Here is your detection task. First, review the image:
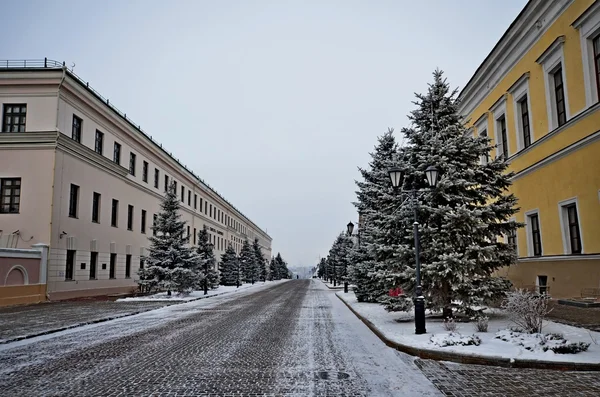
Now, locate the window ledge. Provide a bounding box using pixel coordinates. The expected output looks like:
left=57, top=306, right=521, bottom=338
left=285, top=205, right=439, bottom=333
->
left=518, top=254, right=600, bottom=262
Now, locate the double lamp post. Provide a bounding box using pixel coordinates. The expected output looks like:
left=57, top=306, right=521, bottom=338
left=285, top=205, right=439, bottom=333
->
left=387, top=165, right=439, bottom=335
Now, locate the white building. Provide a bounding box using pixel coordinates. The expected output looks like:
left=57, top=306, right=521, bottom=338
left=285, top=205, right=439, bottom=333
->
left=0, top=59, right=272, bottom=300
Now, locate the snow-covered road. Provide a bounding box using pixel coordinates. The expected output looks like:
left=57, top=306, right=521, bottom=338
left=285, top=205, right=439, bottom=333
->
left=0, top=280, right=439, bottom=396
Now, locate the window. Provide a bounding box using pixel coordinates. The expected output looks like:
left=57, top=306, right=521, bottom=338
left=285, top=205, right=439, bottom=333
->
left=90, top=251, right=97, bottom=280
left=66, top=250, right=75, bottom=280
left=125, top=254, right=131, bottom=278
left=113, top=143, right=121, bottom=165
left=497, top=116, right=508, bottom=159
left=519, top=96, right=531, bottom=149
left=537, top=275, right=548, bottom=295
left=594, top=35, right=600, bottom=102
left=181, top=186, right=185, bottom=202
left=164, top=175, right=169, bottom=192
left=95, top=130, right=104, bottom=155
left=188, top=191, right=191, bottom=206
left=127, top=205, right=134, bottom=231
left=573, top=8, right=600, bottom=106
left=205, top=201, right=208, bottom=214
left=566, top=204, right=582, bottom=254
left=187, top=226, right=190, bottom=241
left=139, top=257, right=144, bottom=270
left=210, top=204, right=213, bottom=218
left=553, top=68, right=567, bottom=127
left=153, top=214, right=157, bottom=236
left=200, top=198, right=204, bottom=213
left=92, top=192, right=101, bottom=223
left=2, top=104, right=26, bottom=132
left=109, top=253, right=116, bottom=279
left=111, top=199, right=119, bottom=227
left=68, top=184, right=79, bottom=218
left=194, top=194, right=198, bottom=210
left=141, top=209, right=147, bottom=233
left=142, top=161, right=148, bottom=183
left=72, top=115, right=82, bottom=143
left=193, top=228, right=197, bottom=245
left=173, top=181, right=177, bottom=194
left=154, top=168, right=159, bottom=188
left=528, top=213, right=542, bottom=256
left=0, top=178, right=21, bottom=213
left=129, top=153, right=136, bottom=176
left=507, top=228, right=517, bottom=250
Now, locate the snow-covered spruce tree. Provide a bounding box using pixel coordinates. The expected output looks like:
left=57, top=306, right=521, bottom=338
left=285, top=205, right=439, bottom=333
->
left=140, top=182, right=198, bottom=294
left=195, top=226, right=220, bottom=292
left=327, top=233, right=353, bottom=285
left=389, top=69, right=519, bottom=316
left=252, top=238, right=265, bottom=282
left=219, top=244, right=240, bottom=286
left=274, top=253, right=289, bottom=280
left=239, top=239, right=255, bottom=283
left=317, top=257, right=327, bottom=279
left=352, top=129, right=403, bottom=303
left=268, top=256, right=277, bottom=281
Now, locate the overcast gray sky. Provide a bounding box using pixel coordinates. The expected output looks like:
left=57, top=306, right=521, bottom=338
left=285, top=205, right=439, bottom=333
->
left=1, top=0, right=527, bottom=267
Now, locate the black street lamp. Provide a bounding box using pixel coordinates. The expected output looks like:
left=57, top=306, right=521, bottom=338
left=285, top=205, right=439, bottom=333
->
left=345, top=222, right=355, bottom=293
left=388, top=165, right=439, bottom=335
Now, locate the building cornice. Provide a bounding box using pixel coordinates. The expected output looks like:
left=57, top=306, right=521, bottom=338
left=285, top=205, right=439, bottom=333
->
left=56, top=132, right=129, bottom=177
left=458, top=0, right=574, bottom=117
left=0, top=248, right=42, bottom=259
left=518, top=254, right=600, bottom=263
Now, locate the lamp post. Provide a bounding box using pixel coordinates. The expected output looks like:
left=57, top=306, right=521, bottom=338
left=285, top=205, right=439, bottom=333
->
left=345, top=221, right=355, bottom=293
left=387, top=165, right=439, bottom=335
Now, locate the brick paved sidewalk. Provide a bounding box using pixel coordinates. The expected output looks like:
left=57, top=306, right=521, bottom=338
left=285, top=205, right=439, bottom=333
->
left=0, top=300, right=175, bottom=343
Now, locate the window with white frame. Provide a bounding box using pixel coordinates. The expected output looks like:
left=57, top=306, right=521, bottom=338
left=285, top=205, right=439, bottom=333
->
left=509, top=73, right=534, bottom=150
left=475, top=114, right=489, bottom=165
left=536, top=36, right=569, bottom=131
left=506, top=217, right=518, bottom=256
left=525, top=210, right=543, bottom=257
left=558, top=198, right=583, bottom=255
left=573, top=2, right=600, bottom=107
left=491, top=96, right=510, bottom=159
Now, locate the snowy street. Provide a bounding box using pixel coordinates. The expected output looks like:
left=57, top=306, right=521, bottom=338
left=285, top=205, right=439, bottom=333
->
left=3, top=280, right=599, bottom=396
left=0, top=280, right=438, bottom=396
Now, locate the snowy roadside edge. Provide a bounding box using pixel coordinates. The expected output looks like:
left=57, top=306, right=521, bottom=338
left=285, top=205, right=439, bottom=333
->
left=335, top=293, right=600, bottom=371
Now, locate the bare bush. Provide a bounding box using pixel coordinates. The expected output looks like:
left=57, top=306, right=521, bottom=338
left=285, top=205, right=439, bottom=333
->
left=473, top=316, right=489, bottom=332
left=502, top=289, right=552, bottom=334
left=443, top=318, right=458, bottom=332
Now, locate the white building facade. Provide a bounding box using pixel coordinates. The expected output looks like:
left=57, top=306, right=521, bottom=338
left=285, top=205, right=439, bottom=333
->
left=0, top=59, right=272, bottom=300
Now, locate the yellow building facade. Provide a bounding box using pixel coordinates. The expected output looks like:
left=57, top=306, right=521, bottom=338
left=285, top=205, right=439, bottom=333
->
left=459, top=0, right=600, bottom=298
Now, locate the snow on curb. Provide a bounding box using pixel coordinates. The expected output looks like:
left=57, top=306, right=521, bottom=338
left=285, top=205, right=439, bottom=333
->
left=336, top=292, right=600, bottom=371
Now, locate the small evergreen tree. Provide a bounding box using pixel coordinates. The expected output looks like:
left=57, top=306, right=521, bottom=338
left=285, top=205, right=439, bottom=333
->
left=139, top=182, right=198, bottom=294
left=327, top=233, right=353, bottom=285
left=195, top=226, right=220, bottom=293
left=219, top=244, right=240, bottom=286
left=239, top=239, right=255, bottom=283
left=274, top=253, right=289, bottom=279
left=268, top=256, right=277, bottom=280
left=252, top=238, right=264, bottom=282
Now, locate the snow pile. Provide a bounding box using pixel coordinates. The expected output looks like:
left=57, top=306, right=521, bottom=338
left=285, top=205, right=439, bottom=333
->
left=430, top=332, right=481, bottom=347
left=495, top=329, right=591, bottom=354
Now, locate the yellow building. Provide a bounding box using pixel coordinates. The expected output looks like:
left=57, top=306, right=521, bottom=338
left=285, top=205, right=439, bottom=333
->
left=459, top=0, right=600, bottom=298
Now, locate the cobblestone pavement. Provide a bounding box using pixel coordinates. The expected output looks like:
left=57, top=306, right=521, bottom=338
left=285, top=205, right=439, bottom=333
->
left=0, top=300, right=174, bottom=343
left=0, top=280, right=438, bottom=396
left=416, top=358, right=600, bottom=396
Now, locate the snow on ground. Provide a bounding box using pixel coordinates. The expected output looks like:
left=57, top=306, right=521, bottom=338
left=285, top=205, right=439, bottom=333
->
left=321, top=280, right=344, bottom=289
left=117, top=280, right=286, bottom=302
left=337, top=292, right=600, bottom=364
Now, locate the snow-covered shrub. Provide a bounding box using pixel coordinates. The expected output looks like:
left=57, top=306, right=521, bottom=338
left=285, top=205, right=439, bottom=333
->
left=502, top=289, right=551, bottom=333
left=495, top=329, right=590, bottom=354
left=546, top=342, right=590, bottom=354
left=430, top=333, right=481, bottom=347
left=473, top=316, right=489, bottom=332
left=381, top=295, right=413, bottom=312
left=443, top=318, right=458, bottom=332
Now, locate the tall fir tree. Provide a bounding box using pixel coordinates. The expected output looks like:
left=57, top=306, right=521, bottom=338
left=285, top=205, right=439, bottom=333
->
left=386, top=69, right=519, bottom=316
left=139, top=182, right=198, bottom=294
left=195, top=226, right=220, bottom=292
left=352, top=129, right=402, bottom=302
left=268, top=256, right=277, bottom=281
left=274, top=253, right=289, bottom=279
left=219, top=244, right=240, bottom=286
left=252, top=238, right=265, bottom=282
left=239, top=239, right=255, bottom=283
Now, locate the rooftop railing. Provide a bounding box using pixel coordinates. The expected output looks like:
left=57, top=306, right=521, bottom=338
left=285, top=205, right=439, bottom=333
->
left=0, top=58, right=270, bottom=239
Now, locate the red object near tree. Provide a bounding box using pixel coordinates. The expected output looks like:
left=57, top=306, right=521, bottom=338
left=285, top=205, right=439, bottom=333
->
left=389, top=287, right=403, bottom=297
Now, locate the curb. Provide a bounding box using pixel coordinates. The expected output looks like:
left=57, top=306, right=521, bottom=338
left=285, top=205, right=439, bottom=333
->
left=321, top=280, right=344, bottom=290
left=336, top=294, right=600, bottom=372
left=0, top=283, right=269, bottom=345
